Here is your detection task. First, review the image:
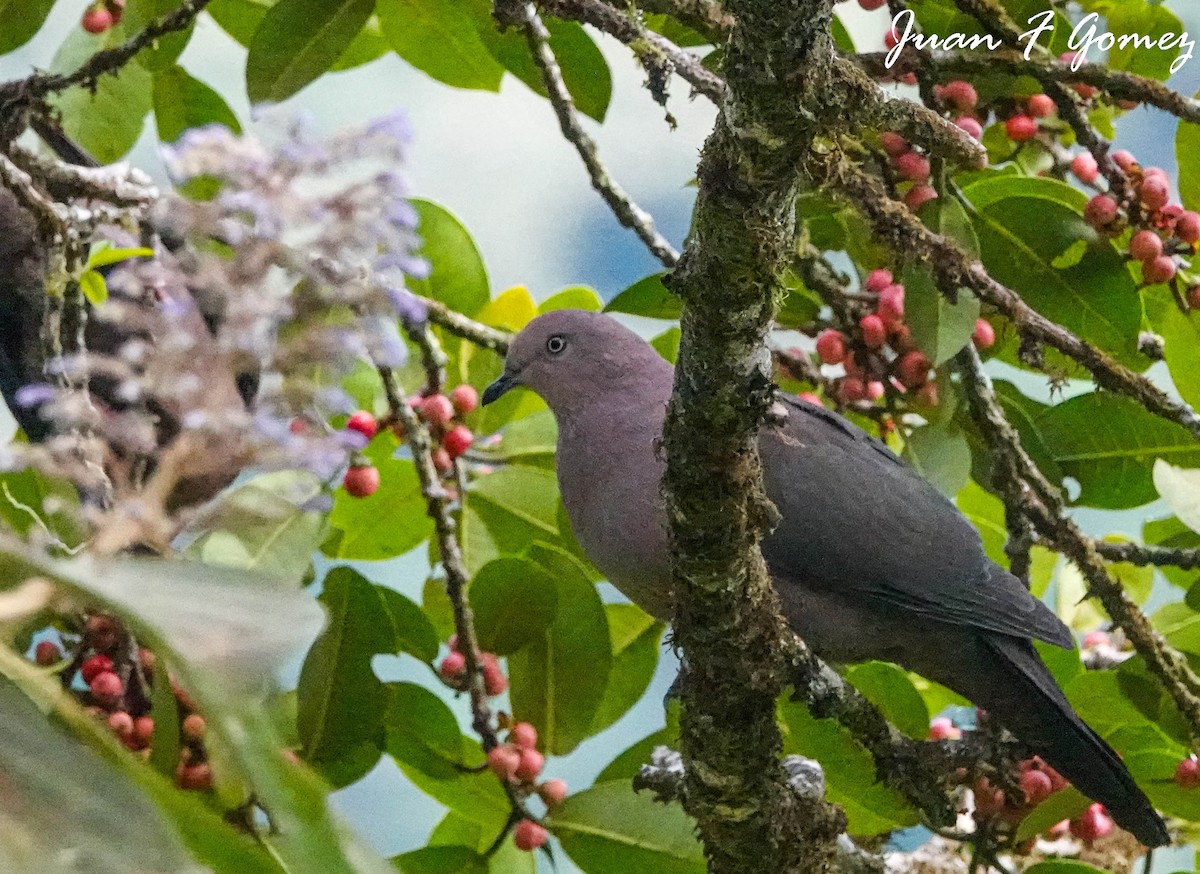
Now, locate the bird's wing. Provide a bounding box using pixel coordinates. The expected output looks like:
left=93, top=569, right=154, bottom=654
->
left=760, top=397, right=1071, bottom=648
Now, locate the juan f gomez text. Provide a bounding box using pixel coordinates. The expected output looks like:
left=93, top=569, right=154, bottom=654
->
left=886, top=9, right=1195, bottom=75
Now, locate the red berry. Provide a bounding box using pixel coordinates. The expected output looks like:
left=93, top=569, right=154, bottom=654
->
left=1177, top=211, right=1200, bottom=244
left=34, top=640, right=61, bottom=666
left=431, top=447, right=453, bottom=474
left=346, top=411, right=378, bottom=440
left=481, top=653, right=508, bottom=696
left=815, top=330, right=847, bottom=365
left=1111, top=149, right=1137, bottom=172
left=1070, top=803, right=1113, bottom=842
left=81, top=654, right=114, bottom=684
left=513, top=819, right=548, bottom=852
left=1082, top=630, right=1110, bottom=649
left=1130, top=230, right=1164, bottom=262
left=418, top=394, right=455, bottom=427
left=90, top=670, right=123, bottom=704
left=896, top=350, right=931, bottom=389
left=487, top=744, right=521, bottom=780
left=515, top=747, right=545, bottom=782
left=842, top=352, right=864, bottom=380
left=1027, top=94, right=1055, bottom=118
left=438, top=651, right=467, bottom=682
left=1071, top=153, right=1099, bottom=184
left=82, top=5, right=113, bottom=33
left=539, top=778, right=568, bottom=806
left=510, top=722, right=538, bottom=750
left=1005, top=114, right=1038, bottom=142
left=1084, top=194, right=1119, bottom=229
left=1188, top=286, right=1200, bottom=309
left=860, top=314, right=887, bottom=349
left=971, top=318, right=995, bottom=350
left=1140, top=176, right=1171, bottom=210
left=447, top=634, right=459, bottom=651
left=182, top=713, right=206, bottom=740
left=865, top=268, right=893, bottom=293
left=1019, top=768, right=1054, bottom=806
left=858, top=0, right=887, bottom=8
left=85, top=614, right=119, bottom=651
left=177, top=762, right=213, bottom=791
left=134, top=716, right=155, bottom=744
left=884, top=28, right=899, bottom=50
left=1142, top=255, right=1177, bottom=285
left=450, top=385, right=479, bottom=416
left=940, top=80, right=978, bottom=111
left=877, top=284, right=905, bottom=323
left=879, top=133, right=909, bottom=156
left=107, top=710, right=134, bottom=737
left=954, top=116, right=984, bottom=140
left=928, top=716, right=961, bottom=740
left=797, top=392, right=823, bottom=407
left=342, top=464, right=380, bottom=498
left=1176, top=757, right=1200, bottom=789
left=904, top=185, right=938, bottom=211
left=1073, top=82, right=1098, bottom=100
left=442, top=425, right=473, bottom=459
left=973, top=778, right=1006, bottom=816
left=840, top=376, right=867, bottom=403
left=894, top=150, right=931, bottom=183
left=865, top=381, right=885, bottom=402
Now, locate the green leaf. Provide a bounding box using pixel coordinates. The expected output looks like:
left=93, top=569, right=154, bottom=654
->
left=548, top=782, right=705, bottom=874
left=540, top=285, right=603, bottom=313
left=245, top=0, right=375, bottom=103
left=470, top=557, right=558, bottom=655
left=78, top=270, right=108, bottom=306
left=1152, top=601, right=1200, bottom=656
left=1024, top=862, right=1109, bottom=874
left=330, top=16, right=390, bottom=71
left=470, top=411, right=557, bottom=465
left=325, top=433, right=433, bottom=560
left=1014, top=788, right=1090, bottom=841
left=591, top=604, right=663, bottom=734
left=460, top=466, right=562, bottom=576
left=152, top=65, right=242, bottom=142
left=384, top=681, right=465, bottom=779
left=779, top=698, right=918, bottom=834
left=844, top=662, right=929, bottom=739
left=1179, top=99, right=1200, bottom=211
left=207, top=0, right=272, bottom=44
left=49, top=24, right=153, bottom=163
left=903, top=422, right=971, bottom=497
left=185, top=470, right=326, bottom=584
left=1153, top=460, right=1200, bottom=535
left=408, top=199, right=491, bottom=317
left=989, top=380, right=1063, bottom=484
left=393, top=845, right=489, bottom=874
left=1104, top=2, right=1183, bottom=81
left=125, top=0, right=195, bottom=71
left=902, top=264, right=979, bottom=367
left=1065, top=670, right=1187, bottom=763
left=1144, top=515, right=1200, bottom=590
left=597, top=726, right=676, bottom=782
left=651, top=327, right=681, bottom=363
left=297, top=567, right=438, bottom=772
left=0, top=0, right=54, bottom=55
left=424, top=812, right=536, bottom=873
left=377, top=0, right=504, bottom=91
left=85, top=243, right=155, bottom=269
left=1145, top=286, right=1200, bottom=411
left=605, top=274, right=680, bottom=320
left=1036, top=392, right=1200, bottom=509
left=0, top=468, right=85, bottom=547
left=508, top=543, right=612, bottom=754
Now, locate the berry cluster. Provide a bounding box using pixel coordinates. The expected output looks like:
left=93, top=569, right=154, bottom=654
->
left=880, top=132, right=938, bottom=212
left=340, top=385, right=479, bottom=500
left=33, top=614, right=212, bottom=791
left=437, top=634, right=507, bottom=696
left=81, top=0, right=125, bottom=33
left=812, top=269, right=994, bottom=408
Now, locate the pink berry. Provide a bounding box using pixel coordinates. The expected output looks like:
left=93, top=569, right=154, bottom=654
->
left=1140, top=176, right=1171, bottom=210
left=1143, top=255, right=1177, bottom=284
left=1111, top=149, right=1138, bottom=172
left=1084, top=194, right=1119, bottom=229
left=515, top=747, right=545, bottom=781
left=1070, top=803, right=1114, bottom=842
left=860, top=314, right=887, bottom=349
left=182, top=713, right=206, bottom=740
left=343, top=465, right=380, bottom=498
left=1019, top=768, right=1054, bottom=806
left=1130, top=230, right=1163, bottom=262
left=840, top=377, right=867, bottom=403
left=1082, top=630, right=1110, bottom=649
left=34, top=640, right=61, bottom=666
left=896, top=350, right=931, bottom=389
left=928, top=716, right=961, bottom=740
left=1073, top=82, right=1098, bottom=99
left=973, top=778, right=1006, bottom=816
left=481, top=653, right=508, bottom=696
left=904, top=185, right=938, bottom=211
left=442, top=425, right=473, bottom=459
left=177, top=762, right=213, bottom=791
left=82, top=5, right=113, bottom=33
left=1175, top=757, right=1200, bottom=789
left=815, top=330, right=847, bottom=365
left=865, top=268, right=893, bottom=293
left=865, top=381, right=885, bottom=402
left=418, top=394, right=455, bottom=427
left=940, top=80, right=978, bottom=111
left=971, top=318, right=995, bottom=350
left=899, top=72, right=918, bottom=86
left=513, top=819, right=548, bottom=852
left=431, top=447, right=453, bottom=474
left=1005, top=114, right=1038, bottom=143
left=1177, top=211, right=1200, bottom=244
left=879, top=133, right=909, bottom=156
left=797, top=392, right=823, bottom=407
left=487, top=744, right=521, bottom=780
left=884, top=28, right=899, bottom=50
left=539, top=778, right=568, bottom=806
left=511, top=722, right=538, bottom=750
left=894, top=151, right=931, bottom=183
left=450, top=384, right=479, bottom=416
left=81, top=654, right=114, bottom=685
left=134, top=716, right=155, bottom=744
left=90, top=670, right=123, bottom=704
left=345, top=411, right=377, bottom=440
left=107, top=710, right=134, bottom=737
left=1071, top=153, right=1099, bottom=184
left=1027, top=94, right=1055, bottom=118
left=877, top=284, right=905, bottom=323
left=954, top=116, right=984, bottom=140
left=438, top=651, right=467, bottom=682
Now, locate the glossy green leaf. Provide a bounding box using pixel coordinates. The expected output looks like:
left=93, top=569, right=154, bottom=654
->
left=1179, top=101, right=1200, bottom=211
left=125, top=0, right=195, bottom=70
left=1014, top=788, right=1090, bottom=841
left=408, top=199, right=491, bottom=317
left=390, top=729, right=510, bottom=829
left=393, top=845, right=488, bottom=874
left=460, top=465, right=562, bottom=575
left=1153, top=460, right=1200, bottom=535
left=1144, top=515, right=1200, bottom=590
left=540, top=285, right=603, bottom=313
left=1104, top=2, right=1183, bottom=81
left=470, top=557, right=558, bottom=655
left=651, top=326, right=681, bottom=363
left=605, top=273, right=680, bottom=320
left=1065, top=670, right=1187, bottom=763
left=471, top=411, right=557, bottom=465
left=78, top=270, right=108, bottom=306
left=1037, top=392, right=1200, bottom=509
left=902, top=265, right=979, bottom=367
left=329, top=16, right=389, bottom=71
left=596, top=726, right=676, bottom=782
left=548, top=781, right=705, bottom=874
left=85, top=243, right=155, bottom=269
left=1145, top=286, right=1200, bottom=411
left=0, top=468, right=85, bottom=547
left=591, top=604, right=663, bottom=734
left=990, top=380, right=1063, bottom=483
left=153, top=65, right=242, bottom=142
left=845, top=661, right=929, bottom=739
left=0, top=0, right=54, bottom=54
left=422, top=811, right=535, bottom=872
left=1024, top=861, right=1107, bottom=874
left=508, top=543, right=612, bottom=754
left=49, top=25, right=153, bottom=163
left=904, top=421, right=971, bottom=497
left=377, top=0, right=504, bottom=91
left=207, top=0, right=272, bottom=43
left=245, top=0, right=374, bottom=103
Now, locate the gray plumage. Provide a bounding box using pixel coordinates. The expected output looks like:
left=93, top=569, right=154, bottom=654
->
left=483, top=309, right=1169, bottom=847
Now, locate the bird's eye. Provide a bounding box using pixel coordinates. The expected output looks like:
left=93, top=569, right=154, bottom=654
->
left=546, top=335, right=566, bottom=354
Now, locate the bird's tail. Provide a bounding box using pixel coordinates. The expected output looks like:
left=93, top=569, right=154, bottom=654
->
left=977, top=636, right=1169, bottom=847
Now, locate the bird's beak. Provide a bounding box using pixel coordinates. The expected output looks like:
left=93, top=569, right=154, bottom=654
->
left=482, top=372, right=518, bottom=406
